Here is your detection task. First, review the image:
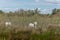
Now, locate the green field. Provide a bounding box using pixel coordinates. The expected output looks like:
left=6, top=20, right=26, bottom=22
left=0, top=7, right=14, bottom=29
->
left=0, top=8, right=60, bottom=40
left=0, top=13, right=60, bottom=40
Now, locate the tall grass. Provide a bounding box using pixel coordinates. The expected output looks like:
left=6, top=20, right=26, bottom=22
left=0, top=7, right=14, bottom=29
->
left=0, top=14, right=60, bottom=40
left=0, top=27, right=60, bottom=40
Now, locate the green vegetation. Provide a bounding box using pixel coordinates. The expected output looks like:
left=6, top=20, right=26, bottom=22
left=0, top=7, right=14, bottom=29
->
left=0, top=8, right=60, bottom=40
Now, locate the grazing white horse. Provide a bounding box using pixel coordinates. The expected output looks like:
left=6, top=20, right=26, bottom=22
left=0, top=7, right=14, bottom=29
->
left=29, top=22, right=38, bottom=28
left=5, top=22, right=11, bottom=27
left=29, top=23, right=34, bottom=28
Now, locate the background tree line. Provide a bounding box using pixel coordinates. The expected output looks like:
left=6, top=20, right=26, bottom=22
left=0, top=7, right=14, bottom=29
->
left=0, top=8, right=60, bottom=17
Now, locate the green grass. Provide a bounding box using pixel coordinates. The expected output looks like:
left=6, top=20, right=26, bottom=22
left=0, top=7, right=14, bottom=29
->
left=0, top=14, right=60, bottom=40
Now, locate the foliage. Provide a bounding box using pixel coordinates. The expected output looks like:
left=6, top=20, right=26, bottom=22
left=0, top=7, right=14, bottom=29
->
left=0, top=28, right=60, bottom=40
left=0, top=8, right=60, bottom=40
left=52, top=8, right=60, bottom=15
left=52, top=8, right=57, bottom=15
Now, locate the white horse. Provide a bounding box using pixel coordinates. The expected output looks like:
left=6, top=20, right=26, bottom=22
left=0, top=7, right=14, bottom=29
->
left=29, top=23, right=34, bottom=28
left=5, top=21, right=11, bottom=27
left=29, top=22, right=38, bottom=28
